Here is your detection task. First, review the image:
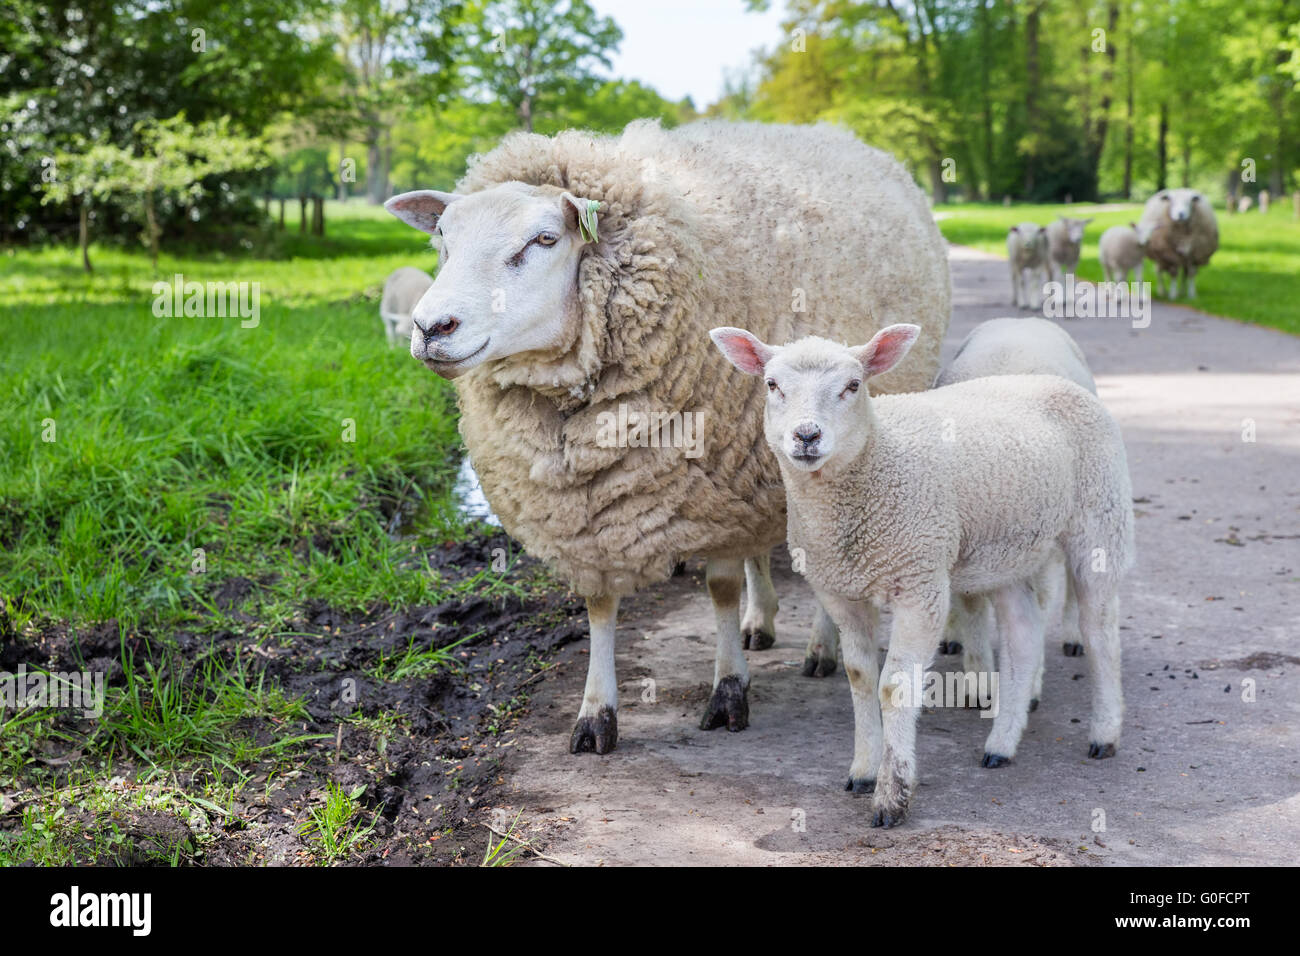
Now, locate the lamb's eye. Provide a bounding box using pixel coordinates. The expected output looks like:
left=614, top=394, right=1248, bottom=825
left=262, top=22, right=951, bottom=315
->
left=536, top=232, right=558, bottom=247
left=842, top=379, right=861, bottom=397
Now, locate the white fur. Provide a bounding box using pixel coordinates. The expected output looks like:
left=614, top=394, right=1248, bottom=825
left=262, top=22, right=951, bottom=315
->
left=1137, top=188, right=1219, bottom=299
left=1006, top=223, right=1050, bottom=310
left=1098, top=224, right=1148, bottom=285
left=1045, top=216, right=1092, bottom=281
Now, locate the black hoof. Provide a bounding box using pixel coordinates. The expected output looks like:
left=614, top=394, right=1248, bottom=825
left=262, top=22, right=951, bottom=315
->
left=743, top=627, right=775, bottom=651
left=569, top=706, right=618, bottom=754
left=937, top=640, right=963, bottom=655
left=1063, top=641, right=1085, bottom=657
left=981, top=752, right=1011, bottom=768
left=801, top=653, right=837, bottom=678
left=1087, top=742, right=1116, bottom=759
left=1029, top=697, right=1039, bottom=712
left=871, top=805, right=908, bottom=829
left=699, top=675, right=749, bottom=732
left=845, top=777, right=876, bottom=795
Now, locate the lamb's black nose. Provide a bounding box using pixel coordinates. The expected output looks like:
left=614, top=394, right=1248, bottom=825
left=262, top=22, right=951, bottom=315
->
left=794, top=424, right=821, bottom=445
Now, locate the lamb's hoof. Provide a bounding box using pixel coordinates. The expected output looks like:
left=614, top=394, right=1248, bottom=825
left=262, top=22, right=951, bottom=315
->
left=937, top=640, right=963, bottom=655
left=699, top=675, right=749, bottom=732
left=870, top=803, right=908, bottom=829
left=1087, top=742, right=1116, bottom=759
left=1029, top=697, right=1040, bottom=712
left=569, top=706, right=618, bottom=754
left=1063, top=641, right=1086, bottom=657
left=845, top=777, right=876, bottom=795
left=981, top=752, right=1011, bottom=768
left=743, top=627, right=775, bottom=651
left=801, top=652, right=837, bottom=678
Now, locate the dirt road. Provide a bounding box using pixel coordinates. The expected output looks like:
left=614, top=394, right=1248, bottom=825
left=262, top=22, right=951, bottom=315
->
left=497, top=244, right=1300, bottom=866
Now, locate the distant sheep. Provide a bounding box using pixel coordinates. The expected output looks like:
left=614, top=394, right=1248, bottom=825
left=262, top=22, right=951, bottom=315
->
left=1259, top=189, right=1270, bottom=214
left=379, top=267, right=433, bottom=346
left=384, top=120, right=951, bottom=754
left=1138, top=189, right=1219, bottom=299
left=1045, top=216, right=1092, bottom=281
left=1007, top=222, right=1050, bottom=309
left=1098, top=223, right=1149, bottom=285
left=711, top=323, right=1134, bottom=827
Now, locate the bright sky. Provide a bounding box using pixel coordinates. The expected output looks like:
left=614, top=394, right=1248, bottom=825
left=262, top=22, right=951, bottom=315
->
left=589, top=1, right=789, bottom=108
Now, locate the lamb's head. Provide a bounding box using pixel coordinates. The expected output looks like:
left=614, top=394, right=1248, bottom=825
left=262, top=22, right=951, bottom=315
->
left=1155, top=188, right=1204, bottom=224
left=709, top=324, right=921, bottom=475
left=1009, top=222, right=1048, bottom=255
left=384, top=183, right=600, bottom=378
left=1131, top=220, right=1154, bottom=248
left=1058, top=216, right=1093, bottom=244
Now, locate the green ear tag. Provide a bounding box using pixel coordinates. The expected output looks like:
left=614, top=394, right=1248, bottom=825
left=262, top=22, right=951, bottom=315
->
left=579, top=200, right=600, bottom=243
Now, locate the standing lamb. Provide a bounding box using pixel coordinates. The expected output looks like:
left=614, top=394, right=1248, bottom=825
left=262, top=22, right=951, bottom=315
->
left=1138, top=189, right=1219, bottom=299
left=710, top=324, right=1134, bottom=827
left=384, top=120, right=950, bottom=754
left=1098, top=223, right=1149, bottom=285
left=1007, top=223, right=1050, bottom=310
left=1044, top=216, right=1093, bottom=282
left=379, top=266, right=434, bottom=346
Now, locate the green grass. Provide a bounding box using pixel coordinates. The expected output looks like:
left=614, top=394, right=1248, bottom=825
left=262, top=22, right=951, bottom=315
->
left=297, top=781, right=380, bottom=866
left=0, top=201, right=476, bottom=635
left=934, top=200, right=1300, bottom=335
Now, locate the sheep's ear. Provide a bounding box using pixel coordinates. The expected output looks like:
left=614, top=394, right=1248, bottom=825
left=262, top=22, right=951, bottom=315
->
left=561, top=191, right=601, bottom=243
left=851, top=324, right=921, bottom=379
left=385, top=190, right=460, bottom=235
left=709, top=327, right=776, bottom=375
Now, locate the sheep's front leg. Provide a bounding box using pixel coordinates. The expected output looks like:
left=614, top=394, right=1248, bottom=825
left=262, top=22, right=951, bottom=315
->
left=740, top=553, right=778, bottom=650
left=802, top=602, right=840, bottom=677
left=1185, top=264, right=1198, bottom=298
left=1010, top=261, right=1021, bottom=308
left=873, top=590, right=947, bottom=828
left=569, top=594, right=621, bottom=754
left=818, top=592, right=881, bottom=792
left=981, top=581, right=1044, bottom=766
left=699, top=557, right=751, bottom=732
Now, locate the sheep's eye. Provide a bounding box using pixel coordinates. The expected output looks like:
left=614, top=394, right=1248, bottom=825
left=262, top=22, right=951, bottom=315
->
left=842, top=380, right=861, bottom=397
left=766, top=379, right=779, bottom=393
left=536, top=232, right=558, bottom=247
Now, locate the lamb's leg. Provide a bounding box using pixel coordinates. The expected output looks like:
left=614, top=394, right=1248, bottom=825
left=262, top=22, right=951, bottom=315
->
left=802, top=602, right=839, bottom=677
left=953, top=593, right=996, bottom=708
left=872, top=589, right=947, bottom=828
left=569, top=594, right=621, bottom=754
left=741, top=553, right=778, bottom=650
left=1060, top=559, right=1085, bottom=657
left=818, top=592, right=881, bottom=793
left=1185, top=264, right=1197, bottom=298
left=981, top=580, right=1043, bottom=766
left=1010, top=261, right=1021, bottom=308
left=699, top=557, right=751, bottom=732
left=1074, top=574, right=1124, bottom=758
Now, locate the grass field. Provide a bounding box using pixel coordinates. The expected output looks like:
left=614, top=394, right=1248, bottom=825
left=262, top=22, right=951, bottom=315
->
left=934, top=201, right=1300, bottom=336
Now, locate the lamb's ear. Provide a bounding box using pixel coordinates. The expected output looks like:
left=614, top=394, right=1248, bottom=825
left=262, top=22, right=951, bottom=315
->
left=709, top=327, right=777, bottom=375
left=385, top=190, right=460, bottom=235
left=851, top=324, right=921, bottom=379
left=561, top=191, right=601, bottom=243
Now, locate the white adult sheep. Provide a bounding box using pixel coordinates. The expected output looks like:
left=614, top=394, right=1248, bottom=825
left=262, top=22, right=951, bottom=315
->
left=710, top=323, right=1134, bottom=827
left=383, top=120, right=951, bottom=754
left=1098, top=223, right=1149, bottom=285
left=1044, top=216, right=1092, bottom=282
left=379, top=267, right=433, bottom=346
left=1006, top=223, right=1050, bottom=309
left=1138, top=188, right=1219, bottom=299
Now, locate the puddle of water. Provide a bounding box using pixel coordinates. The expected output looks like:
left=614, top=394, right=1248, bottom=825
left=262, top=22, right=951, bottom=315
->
left=453, top=457, right=500, bottom=527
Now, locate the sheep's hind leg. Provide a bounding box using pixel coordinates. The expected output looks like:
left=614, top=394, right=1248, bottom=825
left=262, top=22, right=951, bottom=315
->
left=818, top=592, right=881, bottom=793
left=951, top=593, right=995, bottom=708
left=570, top=594, right=621, bottom=754
left=802, top=602, right=840, bottom=677
left=741, top=553, right=778, bottom=650
left=700, top=557, right=751, bottom=732
left=1075, top=575, right=1124, bottom=758
left=981, top=581, right=1043, bottom=767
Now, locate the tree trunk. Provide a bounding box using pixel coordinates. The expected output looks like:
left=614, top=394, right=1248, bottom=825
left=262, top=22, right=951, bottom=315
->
left=978, top=0, right=995, bottom=200
left=1156, top=102, right=1169, bottom=191
left=278, top=198, right=286, bottom=230
left=311, top=196, right=325, bottom=236
left=1122, top=5, right=1134, bottom=199
left=1182, top=144, right=1191, bottom=188
left=1024, top=1, right=1043, bottom=197
left=79, top=198, right=92, bottom=273
left=144, top=192, right=160, bottom=270
left=299, top=196, right=308, bottom=234
left=366, top=136, right=384, bottom=205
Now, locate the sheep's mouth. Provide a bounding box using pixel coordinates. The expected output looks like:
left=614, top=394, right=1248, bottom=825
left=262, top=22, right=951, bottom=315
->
left=790, top=451, right=823, bottom=465
left=422, top=338, right=490, bottom=375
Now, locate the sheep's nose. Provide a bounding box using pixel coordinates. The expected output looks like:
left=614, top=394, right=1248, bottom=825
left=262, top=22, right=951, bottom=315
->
left=794, top=424, right=821, bottom=445
left=416, top=314, right=460, bottom=339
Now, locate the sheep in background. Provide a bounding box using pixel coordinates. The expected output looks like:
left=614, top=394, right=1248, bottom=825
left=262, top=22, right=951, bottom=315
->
left=1259, top=189, right=1271, bottom=214
left=711, top=323, right=1134, bottom=827
left=1138, top=189, right=1219, bottom=299
left=1237, top=195, right=1253, bottom=214
left=1098, top=223, right=1149, bottom=285
left=1045, top=216, right=1093, bottom=281
left=1007, top=223, right=1050, bottom=310
left=385, top=120, right=950, bottom=754
left=379, top=266, right=433, bottom=346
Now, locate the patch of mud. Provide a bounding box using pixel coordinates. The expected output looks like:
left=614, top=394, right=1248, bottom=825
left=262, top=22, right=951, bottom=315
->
left=1196, top=651, right=1300, bottom=671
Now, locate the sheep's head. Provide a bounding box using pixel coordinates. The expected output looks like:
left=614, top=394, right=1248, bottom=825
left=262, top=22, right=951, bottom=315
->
left=1155, top=188, right=1203, bottom=224
left=384, top=182, right=600, bottom=378
left=1009, top=222, right=1049, bottom=253
left=1058, top=216, right=1093, bottom=244
left=1132, top=220, right=1154, bottom=248
left=709, top=325, right=920, bottom=476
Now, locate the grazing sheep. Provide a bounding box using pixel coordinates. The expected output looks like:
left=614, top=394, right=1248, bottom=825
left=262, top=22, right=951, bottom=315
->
left=379, top=267, right=433, bottom=346
left=384, top=120, right=950, bottom=753
left=936, top=317, right=1099, bottom=705
left=1098, top=223, right=1149, bottom=285
left=1259, top=189, right=1270, bottom=214
left=1044, top=216, right=1093, bottom=281
left=1237, top=195, right=1253, bottom=214
left=1139, top=189, right=1219, bottom=299
left=711, top=323, right=1134, bottom=827
left=1007, top=223, right=1050, bottom=310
